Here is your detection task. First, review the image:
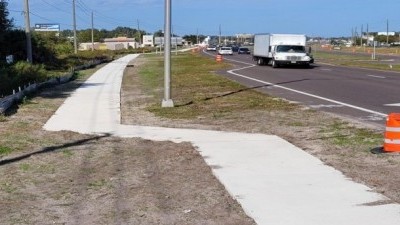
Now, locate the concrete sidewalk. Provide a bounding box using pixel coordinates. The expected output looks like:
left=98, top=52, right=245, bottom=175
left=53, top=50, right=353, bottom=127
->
left=44, top=54, right=400, bottom=225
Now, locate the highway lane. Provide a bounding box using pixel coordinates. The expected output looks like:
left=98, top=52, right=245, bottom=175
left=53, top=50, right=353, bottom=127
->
left=203, top=50, right=400, bottom=128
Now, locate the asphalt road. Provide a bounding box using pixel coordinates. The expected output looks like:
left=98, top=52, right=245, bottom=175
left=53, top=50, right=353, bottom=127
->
left=203, top=50, right=400, bottom=129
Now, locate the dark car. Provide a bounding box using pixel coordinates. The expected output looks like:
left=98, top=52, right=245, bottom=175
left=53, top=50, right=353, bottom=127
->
left=238, top=47, right=251, bottom=54
left=231, top=46, right=239, bottom=52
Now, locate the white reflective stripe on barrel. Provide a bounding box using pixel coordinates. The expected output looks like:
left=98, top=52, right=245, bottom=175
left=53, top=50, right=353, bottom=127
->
left=384, top=139, right=400, bottom=144
left=385, top=127, right=400, bottom=132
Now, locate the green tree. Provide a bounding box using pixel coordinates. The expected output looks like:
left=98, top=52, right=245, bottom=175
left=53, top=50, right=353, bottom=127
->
left=77, top=29, right=102, bottom=43
left=154, top=29, right=164, bottom=37
left=0, top=0, right=13, bottom=32
left=0, top=0, right=14, bottom=62
left=183, top=34, right=206, bottom=45
left=375, top=35, right=397, bottom=44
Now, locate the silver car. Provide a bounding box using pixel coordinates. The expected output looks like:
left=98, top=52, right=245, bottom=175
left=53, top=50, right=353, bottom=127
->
left=218, top=47, right=233, bottom=55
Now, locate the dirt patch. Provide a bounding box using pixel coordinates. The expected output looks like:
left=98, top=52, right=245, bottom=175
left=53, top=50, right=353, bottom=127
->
left=0, top=67, right=255, bottom=224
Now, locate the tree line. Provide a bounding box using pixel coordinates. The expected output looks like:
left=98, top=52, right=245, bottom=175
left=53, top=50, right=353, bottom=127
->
left=0, top=0, right=205, bottom=96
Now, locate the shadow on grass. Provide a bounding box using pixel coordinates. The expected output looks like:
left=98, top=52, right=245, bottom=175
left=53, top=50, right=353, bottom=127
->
left=0, top=134, right=111, bottom=166
left=175, top=78, right=310, bottom=107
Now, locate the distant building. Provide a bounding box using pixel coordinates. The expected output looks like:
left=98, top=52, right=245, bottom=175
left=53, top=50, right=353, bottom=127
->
left=79, top=42, right=101, bottom=51
left=104, top=37, right=138, bottom=49
left=377, top=32, right=396, bottom=36
left=142, top=35, right=154, bottom=47
left=236, top=33, right=254, bottom=44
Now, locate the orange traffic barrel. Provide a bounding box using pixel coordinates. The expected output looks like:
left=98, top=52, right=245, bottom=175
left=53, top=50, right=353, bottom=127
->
left=384, top=113, right=400, bottom=152
left=216, top=54, right=223, bottom=62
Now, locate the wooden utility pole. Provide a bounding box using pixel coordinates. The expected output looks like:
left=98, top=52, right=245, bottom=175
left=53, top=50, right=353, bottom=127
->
left=73, top=0, right=77, bottom=54
left=91, top=11, right=94, bottom=51
left=387, top=19, right=389, bottom=45
left=137, top=19, right=141, bottom=46
left=23, top=0, right=32, bottom=63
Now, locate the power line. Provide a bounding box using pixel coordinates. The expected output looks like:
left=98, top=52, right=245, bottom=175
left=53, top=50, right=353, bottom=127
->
left=39, top=0, right=71, bottom=15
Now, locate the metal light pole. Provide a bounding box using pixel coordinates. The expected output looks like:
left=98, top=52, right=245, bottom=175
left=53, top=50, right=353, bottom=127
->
left=161, top=0, right=174, bottom=107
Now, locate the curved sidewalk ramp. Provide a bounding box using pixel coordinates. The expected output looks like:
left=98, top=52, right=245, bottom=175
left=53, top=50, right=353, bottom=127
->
left=44, top=54, right=400, bottom=225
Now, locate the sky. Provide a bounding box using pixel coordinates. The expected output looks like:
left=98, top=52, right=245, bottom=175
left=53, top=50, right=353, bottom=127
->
left=6, top=0, right=400, bottom=37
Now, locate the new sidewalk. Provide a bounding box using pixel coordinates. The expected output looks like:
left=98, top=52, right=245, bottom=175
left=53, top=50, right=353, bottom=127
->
left=44, top=54, right=400, bottom=225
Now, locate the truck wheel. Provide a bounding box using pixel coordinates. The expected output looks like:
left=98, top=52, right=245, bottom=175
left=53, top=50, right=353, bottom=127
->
left=257, top=58, right=264, bottom=66
left=271, top=60, right=278, bottom=68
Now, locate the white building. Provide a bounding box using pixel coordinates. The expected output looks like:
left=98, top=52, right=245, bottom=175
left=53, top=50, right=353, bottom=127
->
left=104, top=37, right=138, bottom=49
left=377, top=32, right=396, bottom=36
left=79, top=42, right=101, bottom=51
left=142, top=35, right=154, bottom=47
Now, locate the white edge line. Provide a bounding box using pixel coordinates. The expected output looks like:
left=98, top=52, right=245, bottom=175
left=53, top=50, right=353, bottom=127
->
left=203, top=50, right=388, bottom=118
left=367, top=75, right=386, bottom=79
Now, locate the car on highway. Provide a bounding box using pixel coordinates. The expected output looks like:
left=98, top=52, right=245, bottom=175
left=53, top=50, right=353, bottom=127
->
left=206, top=45, right=217, bottom=51
left=238, top=47, right=251, bottom=54
left=231, top=45, right=239, bottom=52
left=218, top=47, right=233, bottom=55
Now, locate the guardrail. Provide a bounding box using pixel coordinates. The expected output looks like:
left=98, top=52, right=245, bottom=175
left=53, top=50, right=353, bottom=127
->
left=0, top=59, right=103, bottom=114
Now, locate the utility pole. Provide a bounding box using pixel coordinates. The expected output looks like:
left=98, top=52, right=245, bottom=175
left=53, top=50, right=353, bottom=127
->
left=386, top=19, right=389, bottom=45
left=23, top=0, right=32, bottom=63
left=360, top=24, right=363, bottom=47
left=161, top=0, right=173, bottom=107
left=137, top=19, right=141, bottom=46
left=219, top=24, right=221, bottom=45
left=355, top=27, right=357, bottom=45
left=91, top=11, right=94, bottom=51
left=73, top=0, right=77, bottom=54
left=196, top=28, right=199, bottom=45
left=367, top=24, right=369, bottom=46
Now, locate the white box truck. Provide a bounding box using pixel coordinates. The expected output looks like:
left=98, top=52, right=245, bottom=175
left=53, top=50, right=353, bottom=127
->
left=253, top=34, right=313, bottom=68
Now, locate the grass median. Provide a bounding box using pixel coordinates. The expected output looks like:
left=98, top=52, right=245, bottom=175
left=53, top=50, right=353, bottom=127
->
left=139, top=53, right=296, bottom=119
left=314, top=50, right=400, bottom=71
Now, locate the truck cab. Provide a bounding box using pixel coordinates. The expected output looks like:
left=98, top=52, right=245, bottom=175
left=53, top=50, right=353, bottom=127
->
left=270, top=45, right=312, bottom=68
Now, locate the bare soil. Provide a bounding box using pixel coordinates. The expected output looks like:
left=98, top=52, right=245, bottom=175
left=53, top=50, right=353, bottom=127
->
left=0, top=67, right=255, bottom=224
left=1, top=55, right=399, bottom=225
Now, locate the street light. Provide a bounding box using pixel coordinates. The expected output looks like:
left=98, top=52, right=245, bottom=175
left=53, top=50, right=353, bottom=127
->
left=161, top=0, right=174, bottom=107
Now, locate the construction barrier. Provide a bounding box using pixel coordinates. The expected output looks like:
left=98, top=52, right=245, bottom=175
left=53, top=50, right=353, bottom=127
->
left=216, top=54, right=223, bottom=62
left=384, top=113, right=400, bottom=152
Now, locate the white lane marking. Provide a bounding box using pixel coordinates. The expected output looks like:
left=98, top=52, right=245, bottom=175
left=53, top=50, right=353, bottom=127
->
left=384, top=103, right=400, bottom=107
left=367, top=74, right=386, bottom=79
left=213, top=56, right=388, bottom=117
left=320, top=68, right=332, bottom=71
left=309, top=104, right=344, bottom=109
left=203, top=50, right=387, bottom=117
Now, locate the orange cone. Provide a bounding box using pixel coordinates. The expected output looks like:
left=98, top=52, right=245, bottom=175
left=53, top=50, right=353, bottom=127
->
left=384, top=113, right=400, bottom=152
left=216, top=54, right=223, bottom=62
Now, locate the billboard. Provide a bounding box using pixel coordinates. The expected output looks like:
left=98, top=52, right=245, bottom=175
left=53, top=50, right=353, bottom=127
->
left=154, top=37, right=183, bottom=46
left=34, top=24, right=60, bottom=32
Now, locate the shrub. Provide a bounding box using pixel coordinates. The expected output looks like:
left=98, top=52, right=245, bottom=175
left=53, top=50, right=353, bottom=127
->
left=11, top=61, right=48, bottom=85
